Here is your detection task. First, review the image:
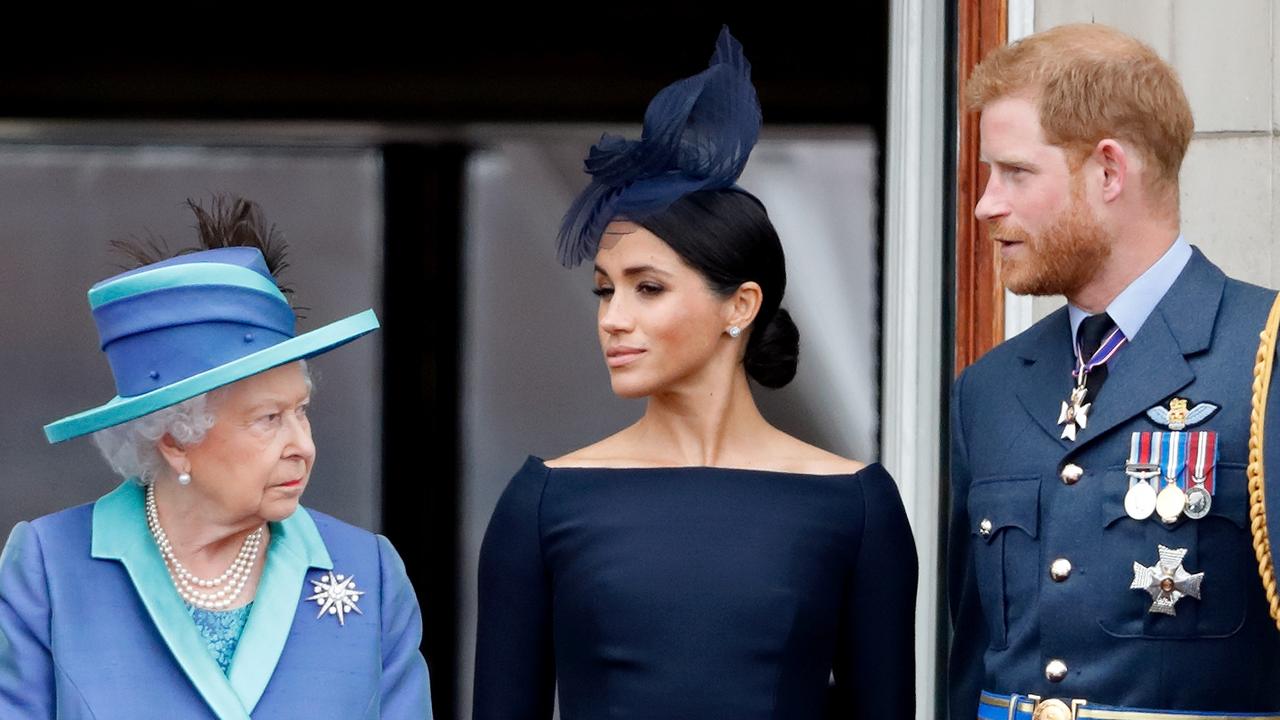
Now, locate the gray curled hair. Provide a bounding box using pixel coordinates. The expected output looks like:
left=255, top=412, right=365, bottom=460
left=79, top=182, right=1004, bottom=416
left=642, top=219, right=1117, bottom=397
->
left=92, top=360, right=312, bottom=485
left=92, top=392, right=221, bottom=485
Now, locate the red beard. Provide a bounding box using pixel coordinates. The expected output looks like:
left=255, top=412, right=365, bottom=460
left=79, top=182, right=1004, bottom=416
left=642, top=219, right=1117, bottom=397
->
left=991, top=180, right=1112, bottom=297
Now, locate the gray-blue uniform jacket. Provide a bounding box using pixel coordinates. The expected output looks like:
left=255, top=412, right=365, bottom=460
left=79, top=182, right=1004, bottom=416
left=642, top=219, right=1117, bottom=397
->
left=949, top=248, right=1280, bottom=719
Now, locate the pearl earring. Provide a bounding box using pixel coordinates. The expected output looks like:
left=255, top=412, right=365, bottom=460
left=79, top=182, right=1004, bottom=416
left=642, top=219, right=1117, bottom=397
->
left=177, top=472, right=192, bottom=486
left=727, top=326, right=742, bottom=338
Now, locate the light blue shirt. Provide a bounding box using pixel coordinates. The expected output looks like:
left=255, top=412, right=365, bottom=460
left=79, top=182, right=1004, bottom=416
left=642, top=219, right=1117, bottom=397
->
left=1069, top=235, right=1192, bottom=345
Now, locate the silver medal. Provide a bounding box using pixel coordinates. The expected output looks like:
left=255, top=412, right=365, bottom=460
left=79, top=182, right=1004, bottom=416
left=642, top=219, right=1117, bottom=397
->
left=1184, top=484, right=1212, bottom=520
left=1156, top=482, right=1186, bottom=524
left=1125, top=481, right=1157, bottom=520
left=1131, top=544, right=1204, bottom=615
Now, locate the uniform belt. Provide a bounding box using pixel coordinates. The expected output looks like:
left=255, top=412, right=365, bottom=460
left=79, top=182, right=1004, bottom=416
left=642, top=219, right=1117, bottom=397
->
left=979, top=691, right=1280, bottom=720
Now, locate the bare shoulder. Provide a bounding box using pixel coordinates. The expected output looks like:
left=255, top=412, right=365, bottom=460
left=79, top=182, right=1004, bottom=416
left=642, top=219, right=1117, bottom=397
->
left=765, top=434, right=867, bottom=476
left=545, top=426, right=868, bottom=475
left=544, top=429, right=652, bottom=468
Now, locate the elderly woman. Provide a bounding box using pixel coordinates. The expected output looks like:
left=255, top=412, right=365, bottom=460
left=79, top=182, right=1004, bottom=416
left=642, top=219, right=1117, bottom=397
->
left=0, top=198, right=431, bottom=719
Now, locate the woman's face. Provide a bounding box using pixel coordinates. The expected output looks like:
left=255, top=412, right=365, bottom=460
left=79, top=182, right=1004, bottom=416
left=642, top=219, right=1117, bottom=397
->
left=178, top=362, right=315, bottom=524
left=593, top=222, right=738, bottom=398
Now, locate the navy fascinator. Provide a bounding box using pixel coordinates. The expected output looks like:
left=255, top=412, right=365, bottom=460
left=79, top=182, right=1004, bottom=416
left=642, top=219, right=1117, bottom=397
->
left=556, top=26, right=762, bottom=267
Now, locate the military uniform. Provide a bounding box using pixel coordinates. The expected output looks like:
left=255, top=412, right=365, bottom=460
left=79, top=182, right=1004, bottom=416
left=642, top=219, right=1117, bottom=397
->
left=949, top=245, right=1280, bottom=719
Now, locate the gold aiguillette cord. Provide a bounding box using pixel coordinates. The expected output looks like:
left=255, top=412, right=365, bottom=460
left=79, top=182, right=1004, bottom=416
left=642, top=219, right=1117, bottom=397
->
left=1249, top=290, right=1280, bottom=631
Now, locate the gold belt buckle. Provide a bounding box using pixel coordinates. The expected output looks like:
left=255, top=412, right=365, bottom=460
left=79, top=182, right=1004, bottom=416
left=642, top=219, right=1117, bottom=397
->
left=1027, top=695, right=1087, bottom=720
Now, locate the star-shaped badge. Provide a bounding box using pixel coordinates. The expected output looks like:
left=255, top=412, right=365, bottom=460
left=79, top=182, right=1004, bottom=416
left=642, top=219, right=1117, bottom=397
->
left=1130, top=545, right=1203, bottom=616
left=306, top=571, right=366, bottom=626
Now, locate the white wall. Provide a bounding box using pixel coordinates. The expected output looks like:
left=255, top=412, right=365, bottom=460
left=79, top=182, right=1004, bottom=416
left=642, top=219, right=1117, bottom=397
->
left=1029, top=0, right=1280, bottom=324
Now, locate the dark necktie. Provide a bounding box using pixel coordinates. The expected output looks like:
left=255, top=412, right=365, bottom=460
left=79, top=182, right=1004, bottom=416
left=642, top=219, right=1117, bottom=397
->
left=1076, top=312, right=1117, bottom=403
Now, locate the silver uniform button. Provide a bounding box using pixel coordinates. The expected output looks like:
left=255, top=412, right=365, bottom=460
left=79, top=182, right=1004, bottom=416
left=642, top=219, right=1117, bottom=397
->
left=1045, top=659, right=1068, bottom=682
left=979, top=519, right=993, bottom=537
left=1060, top=463, right=1083, bottom=485
left=1050, top=558, right=1072, bottom=582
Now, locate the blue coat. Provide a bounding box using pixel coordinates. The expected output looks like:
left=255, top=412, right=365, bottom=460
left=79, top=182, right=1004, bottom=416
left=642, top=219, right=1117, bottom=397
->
left=949, top=248, right=1280, bottom=718
left=0, top=481, right=432, bottom=719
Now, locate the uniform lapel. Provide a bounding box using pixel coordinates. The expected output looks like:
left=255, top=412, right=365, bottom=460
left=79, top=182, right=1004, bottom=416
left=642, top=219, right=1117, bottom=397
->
left=1013, top=309, right=1078, bottom=452
left=1008, top=248, right=1224, bottom=453
left=1073, top=248, right=1223, bottom=450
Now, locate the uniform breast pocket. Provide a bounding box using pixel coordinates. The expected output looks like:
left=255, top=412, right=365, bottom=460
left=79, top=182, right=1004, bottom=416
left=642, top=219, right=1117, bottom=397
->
left=1097, top=462, right=1250, bottom=639
left=968, top=477, right=1040, bottom=650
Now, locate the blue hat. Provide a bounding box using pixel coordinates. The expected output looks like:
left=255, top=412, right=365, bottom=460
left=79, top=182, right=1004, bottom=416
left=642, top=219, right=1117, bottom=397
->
left=556, top=26, right=762, bottom=267
left=43, top=246, right=378, bottom=443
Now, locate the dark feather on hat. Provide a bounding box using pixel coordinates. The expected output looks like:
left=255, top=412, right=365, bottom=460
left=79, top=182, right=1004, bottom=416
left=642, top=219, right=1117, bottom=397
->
left=108, top=230, right=173, bottom=271
left=110, top=194, right=306, bottom=316
left=187, top=195, right=293, bottom=292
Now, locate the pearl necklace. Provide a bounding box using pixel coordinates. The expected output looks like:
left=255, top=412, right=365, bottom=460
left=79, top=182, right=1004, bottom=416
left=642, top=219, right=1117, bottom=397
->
left=145, top=482, right=264, bottom=611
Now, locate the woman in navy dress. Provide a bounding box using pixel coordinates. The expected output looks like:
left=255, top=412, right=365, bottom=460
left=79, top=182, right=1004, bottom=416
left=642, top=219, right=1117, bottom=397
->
left=473, top=29, right=917, bottom=720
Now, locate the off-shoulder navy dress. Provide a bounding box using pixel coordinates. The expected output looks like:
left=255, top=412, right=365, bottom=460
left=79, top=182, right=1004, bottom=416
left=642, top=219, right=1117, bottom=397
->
left=474, top=456, right=917, bottom=720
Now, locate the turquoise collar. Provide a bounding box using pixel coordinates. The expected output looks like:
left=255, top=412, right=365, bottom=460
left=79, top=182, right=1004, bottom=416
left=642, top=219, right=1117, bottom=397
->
left=91, top=481, right=333, bottom=719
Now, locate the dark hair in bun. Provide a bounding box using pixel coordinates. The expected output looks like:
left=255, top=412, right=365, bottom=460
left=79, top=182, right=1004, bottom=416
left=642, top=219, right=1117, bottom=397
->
left=637, top=188, right=799, bottom=388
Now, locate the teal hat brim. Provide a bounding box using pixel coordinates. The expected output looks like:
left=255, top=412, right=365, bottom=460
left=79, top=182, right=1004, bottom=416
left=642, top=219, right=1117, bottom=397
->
left=44, top=309, right=379, bottom=444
